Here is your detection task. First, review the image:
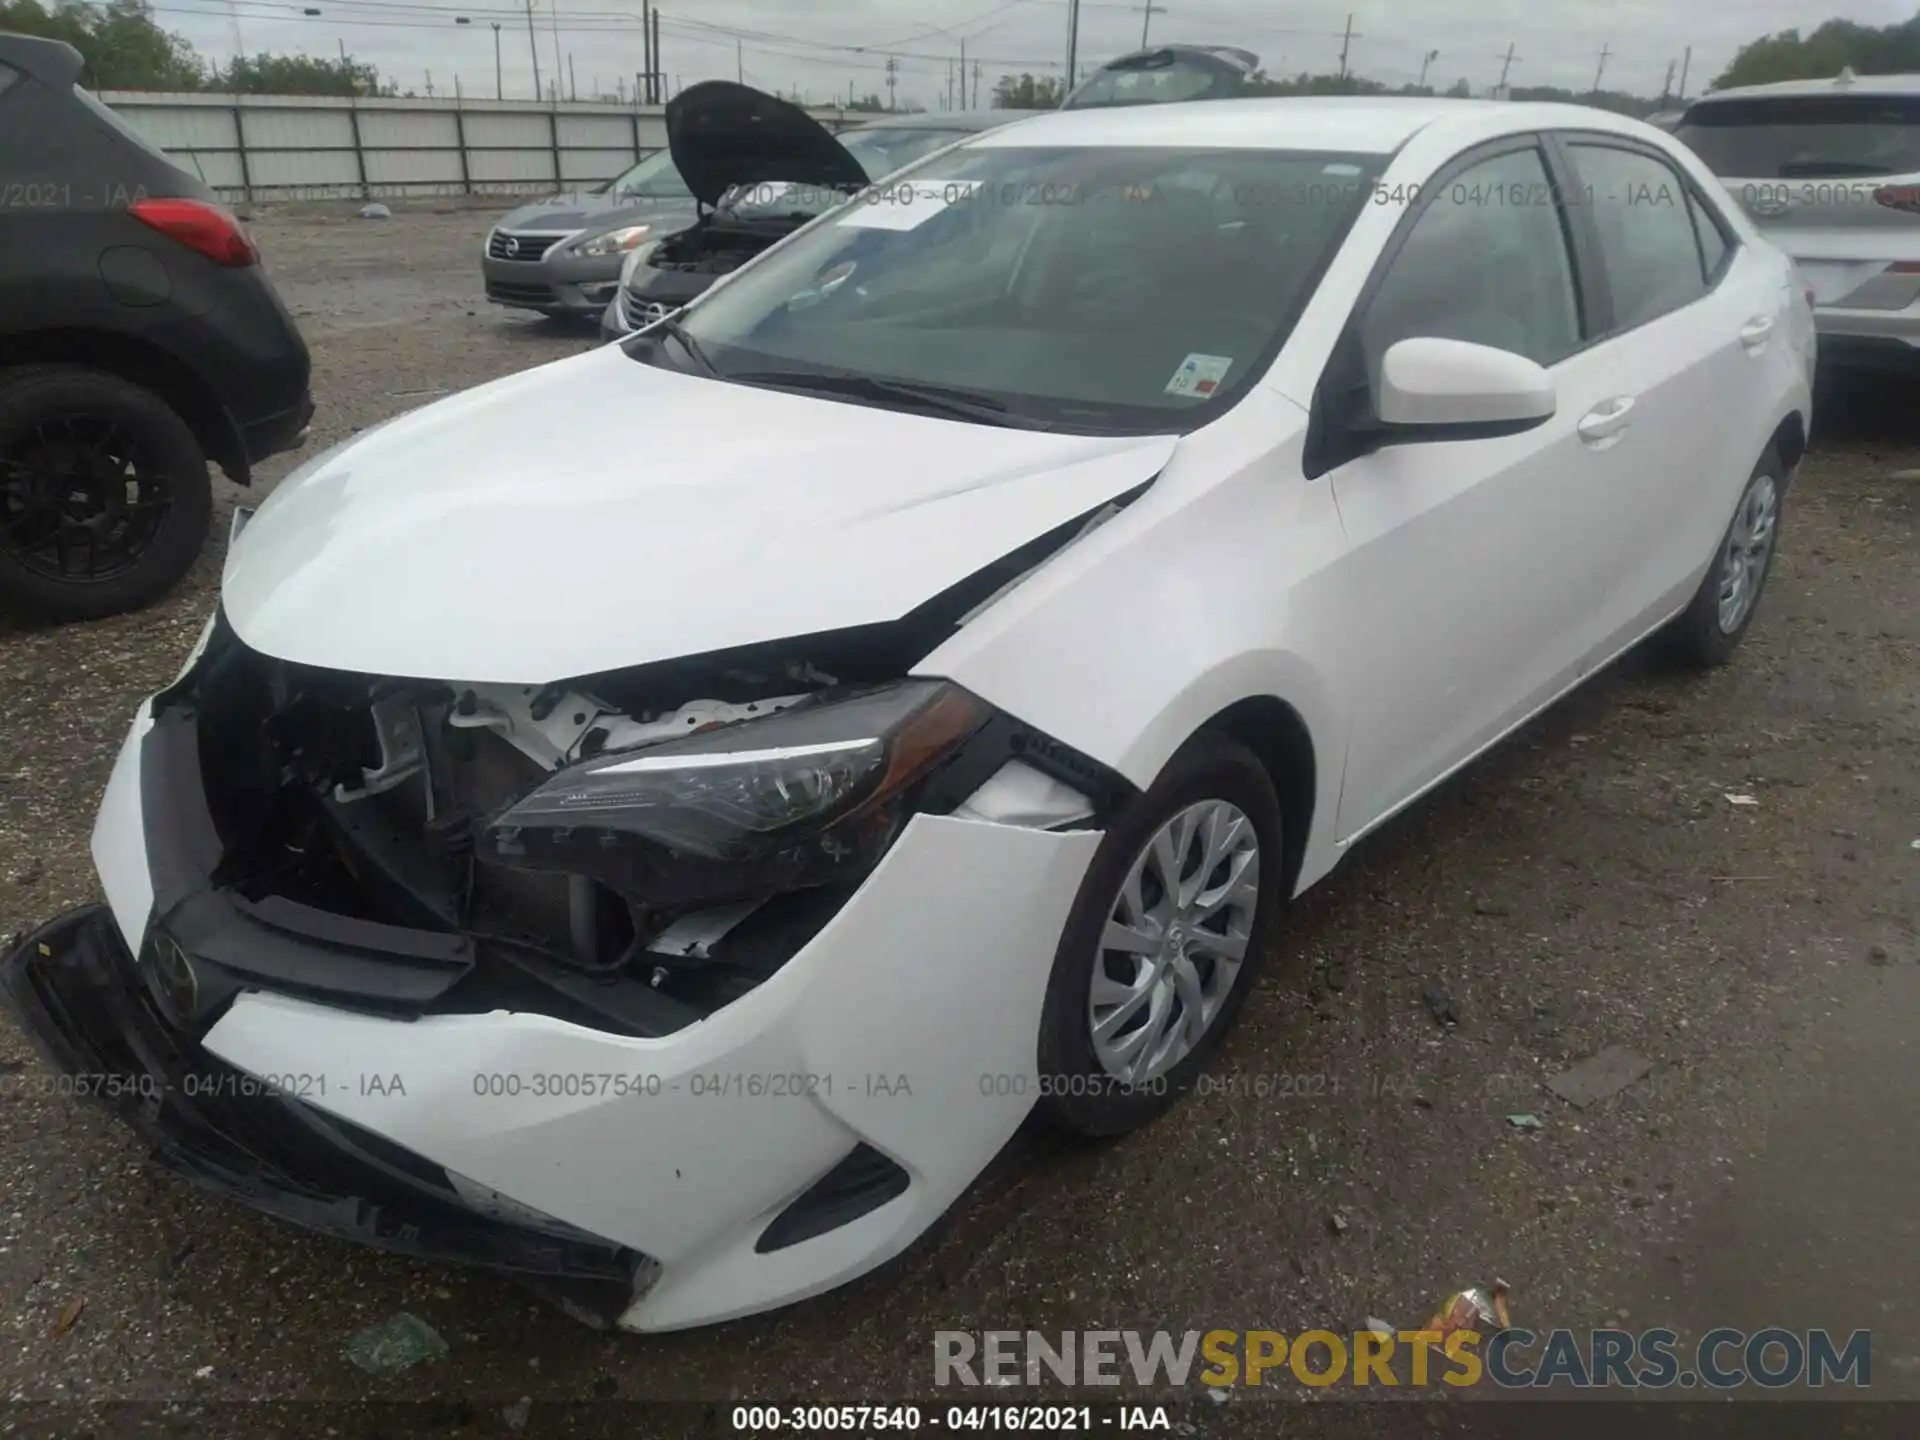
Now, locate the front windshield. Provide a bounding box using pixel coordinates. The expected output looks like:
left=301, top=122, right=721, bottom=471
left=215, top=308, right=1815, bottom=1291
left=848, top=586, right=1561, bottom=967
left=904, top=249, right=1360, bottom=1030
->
left=654, top=144, right=1383, bottom=433
left=726, top=127, right=976, bottom=218
left=604, top=147, right=693, bottom=199
left=840, top=126, right=976, bottom=179
left=1064, top=55, right=1250, bottom=109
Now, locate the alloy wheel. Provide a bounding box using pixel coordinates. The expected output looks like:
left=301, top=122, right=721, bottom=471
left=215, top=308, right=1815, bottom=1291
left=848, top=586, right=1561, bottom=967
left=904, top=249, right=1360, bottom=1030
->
left=0, top=414, right=173, bottom=584
left=1715, top=472, right=1778, bottom=635
left=1089, top=798, right=1261, bottom=1085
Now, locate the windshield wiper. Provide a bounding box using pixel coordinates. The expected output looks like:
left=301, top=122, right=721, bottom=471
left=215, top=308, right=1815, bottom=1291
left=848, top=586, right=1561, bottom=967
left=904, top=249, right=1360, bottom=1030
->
left=646, top=314, right=718, bottom=376
left=727, top=369, right=1048, bottom=428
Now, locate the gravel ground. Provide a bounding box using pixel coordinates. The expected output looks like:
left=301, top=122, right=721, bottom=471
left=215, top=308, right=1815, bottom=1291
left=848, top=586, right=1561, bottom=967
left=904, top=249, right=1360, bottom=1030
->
left=1, top=204, right=1916, bottom=1436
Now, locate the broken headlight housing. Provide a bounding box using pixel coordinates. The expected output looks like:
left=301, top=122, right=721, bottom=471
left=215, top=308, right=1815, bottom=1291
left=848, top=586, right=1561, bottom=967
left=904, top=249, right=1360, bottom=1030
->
left=481, top=680, right=987, bottom=906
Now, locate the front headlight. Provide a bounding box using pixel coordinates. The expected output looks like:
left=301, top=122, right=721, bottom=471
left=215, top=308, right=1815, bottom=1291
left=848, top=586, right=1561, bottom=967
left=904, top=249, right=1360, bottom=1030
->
left=618, top=238, right=662, bottom=286
left=483, top=681, right=988, bottom=906
left=570, top=224, right=653, bottom=258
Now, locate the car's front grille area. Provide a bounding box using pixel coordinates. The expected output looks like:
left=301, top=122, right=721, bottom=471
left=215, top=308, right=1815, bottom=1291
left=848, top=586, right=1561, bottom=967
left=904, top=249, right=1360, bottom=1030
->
left=619, top=289, right=672, bottom=329
left=487, top=280, right=557, bottom=306
left=487, top=230, right=568, bottom=262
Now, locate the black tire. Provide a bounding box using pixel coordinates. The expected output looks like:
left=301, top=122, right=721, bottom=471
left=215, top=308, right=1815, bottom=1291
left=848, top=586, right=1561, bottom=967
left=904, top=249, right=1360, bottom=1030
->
left=1661, top=448, right=1787, bottom=669
left=1035, top=731, right=1285, bottom=1137
left=0, top=365, right=213, bottom=623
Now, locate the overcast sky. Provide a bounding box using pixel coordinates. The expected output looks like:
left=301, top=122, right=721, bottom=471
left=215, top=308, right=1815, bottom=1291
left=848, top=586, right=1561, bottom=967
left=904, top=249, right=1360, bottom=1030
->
left=153, top=0, right=1911, bottom=107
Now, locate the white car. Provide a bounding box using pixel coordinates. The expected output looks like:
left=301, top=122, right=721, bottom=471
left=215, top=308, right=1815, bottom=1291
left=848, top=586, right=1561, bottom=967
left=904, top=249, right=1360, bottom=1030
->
left=1674, top=69, right=1919, bottom=375
left=3, top=98, right=1813, bottom=1333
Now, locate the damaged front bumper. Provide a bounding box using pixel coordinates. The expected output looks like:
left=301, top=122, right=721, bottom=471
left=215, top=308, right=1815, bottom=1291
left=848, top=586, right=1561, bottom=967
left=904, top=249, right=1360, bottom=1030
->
left=0, top=905, right=647, bottom=1325
left=5, top=681, right=1108, bottom=1330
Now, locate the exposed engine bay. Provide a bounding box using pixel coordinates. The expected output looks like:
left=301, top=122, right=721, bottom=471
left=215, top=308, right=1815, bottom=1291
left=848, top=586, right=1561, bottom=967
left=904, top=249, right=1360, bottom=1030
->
left=639, top=210, right=809, bottom=280
left=164, top=492, right=1138, bottom=1040
left=187, top=637, right=884, bottom=1029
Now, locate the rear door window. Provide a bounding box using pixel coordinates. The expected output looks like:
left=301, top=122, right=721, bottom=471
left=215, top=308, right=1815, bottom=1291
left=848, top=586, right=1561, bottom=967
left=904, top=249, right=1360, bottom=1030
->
left=1567, top=143, right=1710, bottom=330
left=1675, top=95, right=1920, bottom=178
left=1690, top=191, right=1731, bottom=280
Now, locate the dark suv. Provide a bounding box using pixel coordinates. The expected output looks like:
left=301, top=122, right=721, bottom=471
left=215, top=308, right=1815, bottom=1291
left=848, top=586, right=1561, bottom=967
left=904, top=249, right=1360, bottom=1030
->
left=0, top=34, right=313, bottom=621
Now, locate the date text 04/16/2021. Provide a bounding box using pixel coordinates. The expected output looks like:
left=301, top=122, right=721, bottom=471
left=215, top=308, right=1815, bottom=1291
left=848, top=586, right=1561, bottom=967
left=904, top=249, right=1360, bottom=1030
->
left=727, top=1404, right=1173, bottom=1433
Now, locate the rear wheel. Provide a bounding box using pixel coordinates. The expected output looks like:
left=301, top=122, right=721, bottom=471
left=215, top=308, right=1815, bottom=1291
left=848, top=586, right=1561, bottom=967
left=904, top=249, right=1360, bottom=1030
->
left=1662, top=449, right=1784, bottom=668
left=1035, top=732, right=1283, bottom=1137
left=0, top=366, right=212, bottom=622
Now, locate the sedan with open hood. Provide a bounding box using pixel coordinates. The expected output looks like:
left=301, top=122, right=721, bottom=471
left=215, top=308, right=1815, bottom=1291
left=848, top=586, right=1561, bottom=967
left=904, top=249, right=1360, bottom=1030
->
left=3, top=97, right=1812, bottom=1332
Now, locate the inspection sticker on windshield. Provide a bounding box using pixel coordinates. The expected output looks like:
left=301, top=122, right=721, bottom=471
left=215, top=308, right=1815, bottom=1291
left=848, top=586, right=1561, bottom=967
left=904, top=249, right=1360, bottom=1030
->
left=1165, top=353, right=1233, bottom=398
left=839, top=179, right=980, bottom=231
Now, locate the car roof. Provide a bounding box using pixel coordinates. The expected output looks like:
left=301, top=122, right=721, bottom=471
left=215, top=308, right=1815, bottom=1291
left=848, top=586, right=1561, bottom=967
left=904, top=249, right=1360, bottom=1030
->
left=965, top=95, right=1650, bottom=154
left=848, top=110, right=1040, bottom=132
left=1685, top=70, right=1920, bottom=105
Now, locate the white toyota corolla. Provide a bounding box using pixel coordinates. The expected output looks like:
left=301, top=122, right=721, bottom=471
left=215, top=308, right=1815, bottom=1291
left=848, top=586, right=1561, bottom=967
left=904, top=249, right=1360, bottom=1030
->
left=4, top=98, right=1813, bottom=1331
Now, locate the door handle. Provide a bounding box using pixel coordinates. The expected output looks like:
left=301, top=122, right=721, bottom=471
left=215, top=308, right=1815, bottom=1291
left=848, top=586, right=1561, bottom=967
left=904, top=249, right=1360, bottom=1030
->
left=1576, top=396, right=1635, bottom=445
left=1739, top=316, right=1775, bottom=351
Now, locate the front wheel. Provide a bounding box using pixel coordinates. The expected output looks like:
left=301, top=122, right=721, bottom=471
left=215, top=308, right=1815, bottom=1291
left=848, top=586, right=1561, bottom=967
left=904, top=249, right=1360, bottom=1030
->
left=0, top=366, right=213, bottom=622
left=1661, top=450, right=1785, bottom=668
left=1035, top=731, right=1283, bottom=1137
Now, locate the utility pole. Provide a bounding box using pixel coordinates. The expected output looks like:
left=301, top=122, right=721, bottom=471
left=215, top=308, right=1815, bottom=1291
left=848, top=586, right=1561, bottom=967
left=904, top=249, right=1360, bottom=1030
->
left=549, top=0, right=562, bottom=99
left=1496, top=40, right=1516, bottom=94
left=974, top=60, right=982, bottom=109
left=885, top=55, right=898, bottom=111
left=651, top=9, right=661, bottom=102
left=567, top=53, right=576, bottom=101
left=736, top=38, right=743, bottom=84
left=1136, top=2, right=1166, bottom=48
left=424, top=69, right=435, bottom=98
left=946, top=57, right=953, bottom=110
left=1591, top=41, right=1610, bottom=97
left=490, top=21, right=502, bottom=100
left=1659, top=58, right=1675, bottom=106
left=1676, top=45, right=1692, bottom=102
left=1417, top=48, right=1438, bottom=89
left=641, top=0, right=652, bottom=103
left=524, top=0, right=541, bottom=101
left=1337, top=13, right=1357, bottom=80
left=1064, top=0, right=1080, bottom=99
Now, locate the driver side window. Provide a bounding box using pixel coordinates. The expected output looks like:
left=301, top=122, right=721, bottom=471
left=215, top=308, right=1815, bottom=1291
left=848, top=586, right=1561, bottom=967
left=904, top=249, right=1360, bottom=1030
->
left=1359, top=146, right=1582, bottom=380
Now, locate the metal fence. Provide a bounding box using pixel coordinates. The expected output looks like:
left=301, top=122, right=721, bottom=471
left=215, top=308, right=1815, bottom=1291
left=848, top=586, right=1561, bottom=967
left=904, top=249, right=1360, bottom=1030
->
left=97, top=90, right=862, bottom=203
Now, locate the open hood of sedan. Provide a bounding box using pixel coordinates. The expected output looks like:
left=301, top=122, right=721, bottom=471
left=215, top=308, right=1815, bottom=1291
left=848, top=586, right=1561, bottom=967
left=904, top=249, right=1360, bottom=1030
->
left=666, top=80, right=870, bottom=209
left=220, top=348, right=1178, bottom=684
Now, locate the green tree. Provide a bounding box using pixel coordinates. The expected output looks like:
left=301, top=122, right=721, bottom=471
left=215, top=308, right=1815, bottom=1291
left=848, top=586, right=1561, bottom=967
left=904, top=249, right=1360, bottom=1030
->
left=0, top=0, right=204, bottom=88
left=218, top=52, right=380, bottom=96
left=992, top=72, right=1065, bottom=108
left=1712, top=16, right=1920, bottom=89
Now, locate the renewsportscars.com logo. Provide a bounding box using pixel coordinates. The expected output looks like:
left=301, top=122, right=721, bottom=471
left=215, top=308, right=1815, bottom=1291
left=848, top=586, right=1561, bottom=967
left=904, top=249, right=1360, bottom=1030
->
left=934, top=1328, right=1873, bottom=1390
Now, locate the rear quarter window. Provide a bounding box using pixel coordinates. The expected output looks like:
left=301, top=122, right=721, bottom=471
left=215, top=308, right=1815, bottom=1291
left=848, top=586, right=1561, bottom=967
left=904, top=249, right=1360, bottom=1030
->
left=1676, top=95, right=1920, bottom=178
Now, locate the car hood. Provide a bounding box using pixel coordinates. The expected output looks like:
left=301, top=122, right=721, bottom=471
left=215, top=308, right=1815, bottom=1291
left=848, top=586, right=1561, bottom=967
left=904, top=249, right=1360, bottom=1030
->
left=667, top=80, right=869, bottom=209
left=222, top=347, right=1179, bottom=684
left=494, top=191, right=694, bottom=232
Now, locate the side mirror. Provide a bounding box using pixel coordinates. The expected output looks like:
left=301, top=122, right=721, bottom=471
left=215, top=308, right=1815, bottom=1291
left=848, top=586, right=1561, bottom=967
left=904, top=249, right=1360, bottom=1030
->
left=1371, top=336, right=1556, bottom=442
